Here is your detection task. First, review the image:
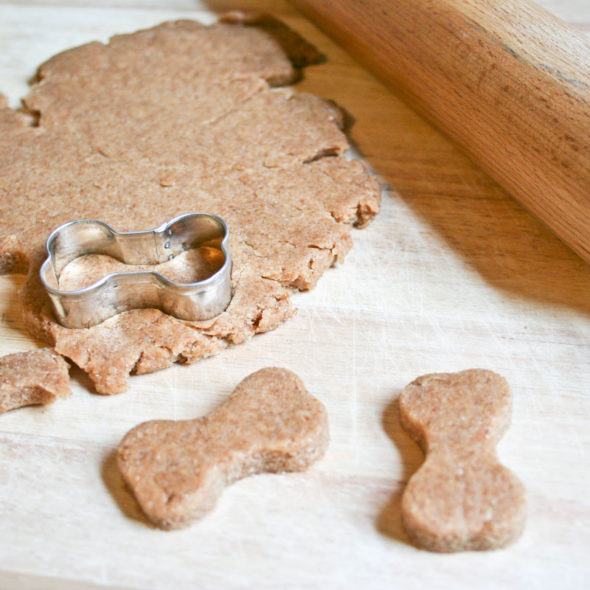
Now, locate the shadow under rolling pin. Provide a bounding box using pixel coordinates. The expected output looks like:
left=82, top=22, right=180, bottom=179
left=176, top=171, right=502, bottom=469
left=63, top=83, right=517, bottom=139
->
left=292, top=0, right=590, bottom=264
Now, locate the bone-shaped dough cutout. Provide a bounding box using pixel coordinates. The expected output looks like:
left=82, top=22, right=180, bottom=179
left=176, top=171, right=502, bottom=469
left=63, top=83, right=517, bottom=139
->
left=117, top=367, right=329, bottom=529
left=399, top=369, right=526, bottom=552
left=58, top=247, right=224, bottom=291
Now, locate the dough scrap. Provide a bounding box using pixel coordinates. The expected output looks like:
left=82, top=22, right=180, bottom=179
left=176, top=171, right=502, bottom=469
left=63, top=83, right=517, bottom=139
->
left=0, top=348, right=71, bottom=414
left=0, top=17, right=380, bottom=394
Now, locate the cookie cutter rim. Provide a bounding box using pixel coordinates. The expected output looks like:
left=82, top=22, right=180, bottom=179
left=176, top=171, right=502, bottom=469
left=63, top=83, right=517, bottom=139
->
left=40, top=212, right=232, bottom=329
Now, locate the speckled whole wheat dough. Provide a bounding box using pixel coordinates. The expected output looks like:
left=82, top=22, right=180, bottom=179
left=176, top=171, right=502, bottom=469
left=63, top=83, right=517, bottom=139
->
left=0, top=348, right=71, bottom=414
left=0, top=16, right=380, bottom=394
left=399, top=369, right=526, bottom=552
left=118, top=367, right=329, bottom=530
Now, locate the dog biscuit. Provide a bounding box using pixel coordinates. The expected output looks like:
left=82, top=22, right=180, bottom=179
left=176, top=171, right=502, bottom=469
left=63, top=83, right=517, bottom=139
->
left=118, top=367, right=329, bottom=529
left=399, top=369, right=526, bottom=552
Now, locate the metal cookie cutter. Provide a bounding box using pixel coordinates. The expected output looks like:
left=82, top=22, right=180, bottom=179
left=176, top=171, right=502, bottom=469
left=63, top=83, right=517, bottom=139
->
left=40, top=213, right=232, bottom=329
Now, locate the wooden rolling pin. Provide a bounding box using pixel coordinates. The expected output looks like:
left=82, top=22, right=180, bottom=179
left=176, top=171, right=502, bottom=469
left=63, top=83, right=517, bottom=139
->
left=291, top=0, right=590, bottom=263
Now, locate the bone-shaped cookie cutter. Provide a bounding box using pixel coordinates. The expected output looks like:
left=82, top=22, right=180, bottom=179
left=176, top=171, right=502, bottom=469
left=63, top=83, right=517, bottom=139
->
left=40, top=213, right=232, bottom=329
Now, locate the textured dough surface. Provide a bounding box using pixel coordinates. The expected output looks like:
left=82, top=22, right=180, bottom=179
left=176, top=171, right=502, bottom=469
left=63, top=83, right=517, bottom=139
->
left=0, top=348, right=71, bottom=413
left=399, top=369, right=526, bottom=552
left=0, top=17, right=380, bottom=394
left=118, top=367, right=329, bottom=529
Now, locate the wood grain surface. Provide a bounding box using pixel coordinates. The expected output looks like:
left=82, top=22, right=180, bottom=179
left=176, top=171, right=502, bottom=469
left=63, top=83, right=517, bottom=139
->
left=292, top=0, right=590, bottom=264
left=0, top=1, right=589, bottom=589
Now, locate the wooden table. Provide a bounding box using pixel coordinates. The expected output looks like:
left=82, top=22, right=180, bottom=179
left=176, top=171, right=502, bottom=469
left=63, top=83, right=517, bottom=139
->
left=0, top=1, right=588, bottom=588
